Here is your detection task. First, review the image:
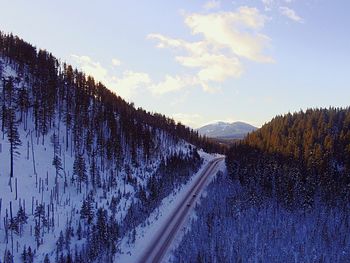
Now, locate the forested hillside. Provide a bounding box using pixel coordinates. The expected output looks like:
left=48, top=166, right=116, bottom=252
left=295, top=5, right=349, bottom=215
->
left=173, top=170, right=350, bottom=262
left=172, top=109, right=350, bottom=262
left=246, top=108, right=350, bottom=169
left=227, top=108, right=350, bottom=207
left=0, top=32, right=218, bottom=262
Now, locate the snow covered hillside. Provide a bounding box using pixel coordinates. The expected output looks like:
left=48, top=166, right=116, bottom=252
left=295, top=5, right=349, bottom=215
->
left=0, top=33, right=215, bottom=262
left=172, top=169, right=350, bottom=262
left=197, top=121, right=257, bottom=139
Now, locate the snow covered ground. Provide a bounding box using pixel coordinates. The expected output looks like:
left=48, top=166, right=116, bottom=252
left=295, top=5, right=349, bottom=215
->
left=171, top=165, right=350, bottom=262
left=164, top=158, right=226, bottom=263
left=0, top=58, right=207, bottom=262
left=116, top=151, right=222, bottom=263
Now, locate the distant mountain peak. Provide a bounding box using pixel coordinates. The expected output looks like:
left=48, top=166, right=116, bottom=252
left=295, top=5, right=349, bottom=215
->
left=197, top=121, right=257, bottom=139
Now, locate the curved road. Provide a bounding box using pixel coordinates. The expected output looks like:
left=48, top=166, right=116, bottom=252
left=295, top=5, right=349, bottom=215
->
left=138, top=157, right=224, bottom=263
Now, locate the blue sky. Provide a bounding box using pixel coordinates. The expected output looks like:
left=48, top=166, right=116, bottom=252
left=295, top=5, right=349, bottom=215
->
left=1, top=0, right=350, bottom=128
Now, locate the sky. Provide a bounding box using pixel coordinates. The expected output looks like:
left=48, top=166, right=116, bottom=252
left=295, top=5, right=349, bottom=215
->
left=1, top=0, right=350, bottom=128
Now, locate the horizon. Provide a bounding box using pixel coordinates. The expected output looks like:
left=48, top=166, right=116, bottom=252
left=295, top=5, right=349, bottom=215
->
left=1, top=0, right=349, bottom=128
left=1, top=4, right=350, bottom=261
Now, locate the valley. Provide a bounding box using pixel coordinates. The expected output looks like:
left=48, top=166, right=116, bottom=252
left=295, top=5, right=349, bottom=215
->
left=1, top=22, right=350, bottom=263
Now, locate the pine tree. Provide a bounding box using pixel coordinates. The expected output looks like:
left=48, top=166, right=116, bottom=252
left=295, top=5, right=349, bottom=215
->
left=56, top=231, right=64, bottom=252
left=89, top=151, right=100, bottom=189
left=8, top=216, right=19, bottom=234
left=21, top=245, right=27, bottom=263
left=3, top=77, right=22, bottom=178
left=34, top=220, right=41, bottom=248
left=51, top=132, right=63, bottom=177
left=96, top=208, right=108, bottom=244
left=16, top=206, right=28, bottom=224
left=5, top=107, right=21, bottom=178
left=16, top=84, right=30, bottom=123
left=65, top=226, right=72, bottom=250
left=77, top=221, right=82, bottom=240
left=88, top=225, right=99, bottom=261
left=52, top=155, right=63, bottom=177
left=4, top=250, right=13, bottom=263
left=80, top=199, right=94, bottom=224
left=73, top=153, right=87, bottom=192
left=66, top=253, right=73, bottom=263
left=27, top=246, right=34, bottom=263
left=44, top=254, right=50, bottom=263
left=34, top=204, right=47, bottom=227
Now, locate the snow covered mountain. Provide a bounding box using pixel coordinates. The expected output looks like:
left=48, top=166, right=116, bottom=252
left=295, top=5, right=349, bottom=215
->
left=0, top=32, right=218, bottom=262
left=197, top=121, right=257, bottom=139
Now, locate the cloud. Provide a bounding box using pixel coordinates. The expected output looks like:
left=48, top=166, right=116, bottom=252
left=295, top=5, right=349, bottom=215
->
left=203, top=0, right=221, bottom=10
left=280, top=6, right=304, bottom=23
left=148, top=6, right=273, bottom=93
left=71, top=55, right=151, bottom=99
left=148, top=75, right=198, bottom=95
left=148, top=34, right=244, bottom=84
left=262, top=0, right=296, bottom=12
left=171, top=113, right=203, bottom=128
left=187, top=53, right=243, bottom=82
left=71, top=54, right=198, bottom=99
left=71, top=55, right=108, bottom=80
left=112, top=58, right=121, bottom=66
left=261, top=0, right=275, bottom=10
left=184, top=7, right=273, bottom=62
left=72, top=6, right=275, bottom=99
left=111, top=70, right=151, bottom=97
left=261, top=0, right=304, bottom=24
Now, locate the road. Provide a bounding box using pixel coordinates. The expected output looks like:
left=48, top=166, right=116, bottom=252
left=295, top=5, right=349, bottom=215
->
left=138, top=157, right=224, bottom=263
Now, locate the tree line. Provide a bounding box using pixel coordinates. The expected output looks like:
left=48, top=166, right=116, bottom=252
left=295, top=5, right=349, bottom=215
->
left=227, top=108, right=350, bottom=208
left=0, top=31, right=224, bottom=159
left=0, top=31, right=223, bottom=262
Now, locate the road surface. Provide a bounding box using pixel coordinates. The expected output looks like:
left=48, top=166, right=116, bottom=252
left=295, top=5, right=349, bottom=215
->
left=138, top=157, right=224, bottom=263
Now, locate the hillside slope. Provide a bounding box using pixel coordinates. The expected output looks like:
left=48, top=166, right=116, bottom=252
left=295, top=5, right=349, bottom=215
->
left=0, top=32, right=216, bottom=262
left=172, top=109, right=350, bottom=262
left=197, top=121, right=257, bottom=139
left=227, top=108, right=350, bottom=206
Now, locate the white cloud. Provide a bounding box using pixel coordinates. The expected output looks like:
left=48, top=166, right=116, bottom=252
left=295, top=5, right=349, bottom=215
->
left=71, top=55, right=151, bottom=99
left=112, top=58, right=121, bottom=66
left=148, top=6, right=273, bottom=93
left=280, top=6, right=304, bottom=23
left=184, top=7, right=273, bottom=62
left=177, top=53, right=243, bottom=82
left=71, top=55, right=108, bottom=81
left=71, top=54, right=198, bottom=99
left=148, top=34, right=244, bottom=83
left=203, top=0, right=221, bottom=10
left=148, top=75, right=198, bottom=95
left=171, top=113, right=203, bottom=128
left=261, top=0, right=275, bottom=10
left=260, top=0, right=304, bottom=23
left=262, top=0, right=295, bottom=11
left=72, top=6, right=276, bottom=99
left=111, top=70, right=151, bottom=97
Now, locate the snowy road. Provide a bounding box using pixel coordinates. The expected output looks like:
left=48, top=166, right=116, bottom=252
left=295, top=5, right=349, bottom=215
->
left=138, top=157, right=224, bottom=263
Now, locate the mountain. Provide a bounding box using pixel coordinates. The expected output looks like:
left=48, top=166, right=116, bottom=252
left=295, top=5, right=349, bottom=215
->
left=174, top=108, right=350, bottom=262
left=197, top=121, right=257, bottom=139
left=0, top=32, right=222, bottom=262
left=227, top=108, right=350, bottom=206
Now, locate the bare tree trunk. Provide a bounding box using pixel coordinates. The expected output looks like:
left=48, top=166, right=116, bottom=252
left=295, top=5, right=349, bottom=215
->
left=10, top=142, right=13, bottom=178
left=31, top=131, right=37, bottom=175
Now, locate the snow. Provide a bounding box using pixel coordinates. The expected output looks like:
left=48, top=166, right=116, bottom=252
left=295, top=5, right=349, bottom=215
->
left=0, top=58, right=206, bottom=262
left=197, top=121, right=257, bottom=138
left=171, top=164, right=350, bottom=262
left=115, top=151, right=222, bottom=263
left=164, top=158, right=226, bottom=263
